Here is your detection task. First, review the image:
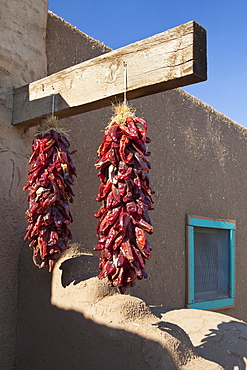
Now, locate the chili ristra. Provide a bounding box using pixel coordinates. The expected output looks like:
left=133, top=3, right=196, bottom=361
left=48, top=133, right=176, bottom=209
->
left=23, top=116, right=76, bottom=272
left=94, top=105, right=154, bottom=293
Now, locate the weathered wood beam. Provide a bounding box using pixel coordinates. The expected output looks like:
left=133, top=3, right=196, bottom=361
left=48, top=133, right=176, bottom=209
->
left=13, top=21, right=206, bottom=127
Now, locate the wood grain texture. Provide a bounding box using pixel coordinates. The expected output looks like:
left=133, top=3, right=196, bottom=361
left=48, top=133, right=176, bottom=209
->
left=13, top=21, right=207, bottom=127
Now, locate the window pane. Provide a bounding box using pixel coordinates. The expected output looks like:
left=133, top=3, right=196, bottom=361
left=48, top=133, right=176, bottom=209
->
left=194, top=227, right=230, bottom=302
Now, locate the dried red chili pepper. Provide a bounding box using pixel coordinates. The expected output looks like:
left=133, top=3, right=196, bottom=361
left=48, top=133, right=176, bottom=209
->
left=23, top=116, right=76, bottom=272
left=94, top=105, right=154, bottom=293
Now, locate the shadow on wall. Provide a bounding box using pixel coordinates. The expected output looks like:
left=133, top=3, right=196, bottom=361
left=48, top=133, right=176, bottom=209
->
left=60, top=253, right=98, bottom=287
left=196, top=321, right=247, bottom=369
left=16, top=243, right=180, bottom=370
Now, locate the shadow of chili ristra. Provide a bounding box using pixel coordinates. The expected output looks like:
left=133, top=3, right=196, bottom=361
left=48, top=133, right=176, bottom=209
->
left=196, top=320, right=247, bottom=369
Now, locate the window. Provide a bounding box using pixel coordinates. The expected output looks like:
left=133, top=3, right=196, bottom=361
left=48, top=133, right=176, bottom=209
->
left=186, top=215, right=235, bottom=310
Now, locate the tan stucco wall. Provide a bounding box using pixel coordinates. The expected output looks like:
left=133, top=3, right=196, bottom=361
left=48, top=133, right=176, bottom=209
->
left=54, top=90, right=247, bottom=319
left=130, top=91, right=247, bottom=319
left=41, top=12, right=247, bottom=321
left=0, top=0, right=47, bottom=367
left=15, top=13, right=247, bottom=369
left=0, top=4, right=244, bottom=368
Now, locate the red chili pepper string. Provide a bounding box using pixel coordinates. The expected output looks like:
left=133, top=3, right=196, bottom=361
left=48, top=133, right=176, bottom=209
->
left=94, top=106, right=154, bottom=293
left=23, top=119, right=76, bottom=272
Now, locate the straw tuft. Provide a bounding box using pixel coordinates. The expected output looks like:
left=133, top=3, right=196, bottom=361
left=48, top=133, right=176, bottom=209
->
left=36, top=115, right=70, bottom=138
left=107, top=103, right=136, bottom=127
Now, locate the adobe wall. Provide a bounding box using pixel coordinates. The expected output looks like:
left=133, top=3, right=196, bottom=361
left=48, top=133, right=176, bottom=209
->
left=55, top=90, right=247, bottom=321
left=38, top=12, right=247, bottom=322
left=10, top=7, right=247, bottom=369
left=0, top=0, right=47, bottom=367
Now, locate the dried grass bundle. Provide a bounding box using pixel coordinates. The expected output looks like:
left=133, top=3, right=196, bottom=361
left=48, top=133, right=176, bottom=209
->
left=107, top=103, right=136, bottom=127
left=36, top=115, right=70, bottom=138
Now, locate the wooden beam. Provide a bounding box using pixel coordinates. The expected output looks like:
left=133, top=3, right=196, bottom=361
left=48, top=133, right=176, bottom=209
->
left=13, top=21, right=206, bottom=127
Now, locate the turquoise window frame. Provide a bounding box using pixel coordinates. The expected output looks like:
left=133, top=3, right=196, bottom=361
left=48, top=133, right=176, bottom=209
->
left=186, top=215, right=235, bottom=310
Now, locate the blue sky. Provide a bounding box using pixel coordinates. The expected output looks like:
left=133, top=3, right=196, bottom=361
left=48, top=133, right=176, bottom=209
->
left=48, top=0, right=247, bottom=128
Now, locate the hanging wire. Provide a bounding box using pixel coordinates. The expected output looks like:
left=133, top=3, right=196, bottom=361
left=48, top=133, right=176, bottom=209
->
left=123, top=62, right=127, bottom=106
left=51, top=87, right=55, bottom=118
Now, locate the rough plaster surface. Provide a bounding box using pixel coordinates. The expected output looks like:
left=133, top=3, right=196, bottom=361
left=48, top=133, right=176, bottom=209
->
left=43, top=10, right=247, bottom=323
left=15, top=5, right=247, bottom=369
left=0, top=0, right=47, bottom=123
left=164, top=309, right=247, bottom=369
left=52, top=248, right=246, bottom=369
left=51, top=247, right=227, bottom=369
left=0, top=0, right=47, bottom=367
left=17, top=244, right=222, bottom=369
left=17, top=244, right=246, bottom=368
left=50, top=88, right=247, bottom=321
